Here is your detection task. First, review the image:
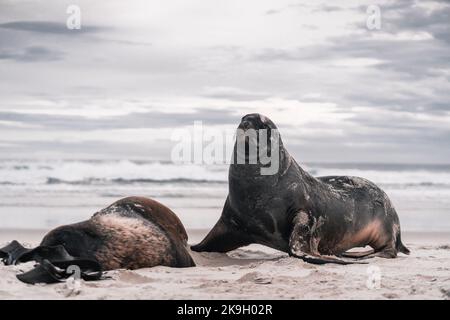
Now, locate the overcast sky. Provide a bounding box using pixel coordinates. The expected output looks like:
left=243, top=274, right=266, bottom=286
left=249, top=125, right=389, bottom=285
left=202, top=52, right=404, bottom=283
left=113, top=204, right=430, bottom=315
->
left=0, top=0, right=449, bottom=163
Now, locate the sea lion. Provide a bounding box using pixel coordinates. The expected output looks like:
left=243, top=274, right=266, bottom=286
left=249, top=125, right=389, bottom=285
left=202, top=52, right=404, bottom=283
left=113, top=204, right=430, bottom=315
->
left=192, top=113, right=410, bottom=264
left=1, top=196, right=195, bottom=283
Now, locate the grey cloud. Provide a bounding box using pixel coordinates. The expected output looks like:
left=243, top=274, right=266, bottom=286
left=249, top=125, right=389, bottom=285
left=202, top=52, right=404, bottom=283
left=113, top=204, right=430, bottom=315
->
left=252, top=2, right=450, bottom=114
left=344, top=112, right=450, bottom=134
left=0, top=108, right=242, bottom=161
left=388, top=6, right=450, bottom=44
left=345, top=83, right=450, bottom=113
left=0, top=21, right=104, bottom=35
left=264, top=2, right=344, bottom=17
left=313, top=5, right=343, bottom=13
left=265, top=9, right=281, bottom=15
left=0, top=20, right=145, bottom=48
left=0, top=1, right=448, bottom=164
left=254, top=48, right=298, bottom=62
left=0, top=46, right=63, bottom=62
left=203, top=93, right=268, bottom=101
left=202, top=88, right=270, bottom=101
left=286, top=137, right=450, bottom=164
left=355, top=1, right=450, bottom=44
left=0, top=108, right=240, bottom=131
left=283, top=116, right=450, bottom=162
left=255, top=1, right=450, bottom=76
left=254, top=34, right=448, bottom=70
left=103, top=38, right=152, bottom=46
left=0, top=140, right=173, bottom=161
left=355, top=0, right=411, bottom=13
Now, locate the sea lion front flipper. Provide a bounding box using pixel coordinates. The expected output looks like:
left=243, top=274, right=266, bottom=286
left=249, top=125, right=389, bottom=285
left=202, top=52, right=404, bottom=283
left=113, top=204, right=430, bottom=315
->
left=52, top=259, right=103, bottom=281
left=191, top=217, right=250, bottom=252
left=17, top=259, right=65, bottom=284
left=192, top=197, right=252, bottom=253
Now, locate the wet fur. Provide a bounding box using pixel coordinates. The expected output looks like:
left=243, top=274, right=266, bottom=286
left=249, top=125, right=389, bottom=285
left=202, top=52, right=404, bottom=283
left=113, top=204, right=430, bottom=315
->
left=192, top=114, right=410, bottom=264
left=41, top=197, right=195, bottom=270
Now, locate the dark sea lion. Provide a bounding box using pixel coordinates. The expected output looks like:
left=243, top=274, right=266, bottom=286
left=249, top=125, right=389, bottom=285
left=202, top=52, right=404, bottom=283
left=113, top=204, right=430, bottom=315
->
left=1, top=196, right=195, bottom=283
left=192, top=113, right=410, bottom=264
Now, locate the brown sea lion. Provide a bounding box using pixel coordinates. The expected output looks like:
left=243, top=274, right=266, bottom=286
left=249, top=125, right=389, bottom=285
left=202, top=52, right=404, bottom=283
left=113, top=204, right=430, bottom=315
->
left=1, top=197, right=195, bottom=283
left=41, top=196, right=195, bottom=270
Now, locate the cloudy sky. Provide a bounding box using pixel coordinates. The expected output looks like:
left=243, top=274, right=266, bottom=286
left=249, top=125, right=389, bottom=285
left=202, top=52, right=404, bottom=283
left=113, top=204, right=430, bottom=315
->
left=0, top=0, right=449, bottom=163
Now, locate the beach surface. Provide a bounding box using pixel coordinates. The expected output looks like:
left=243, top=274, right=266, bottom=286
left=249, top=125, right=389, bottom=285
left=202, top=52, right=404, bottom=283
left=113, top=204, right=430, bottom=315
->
left=1, top=229, right=449, bottom=300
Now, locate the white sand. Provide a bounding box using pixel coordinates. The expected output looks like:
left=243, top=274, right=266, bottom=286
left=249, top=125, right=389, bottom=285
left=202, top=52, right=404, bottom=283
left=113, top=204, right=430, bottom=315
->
left=0, top=229, right=449, bottom=300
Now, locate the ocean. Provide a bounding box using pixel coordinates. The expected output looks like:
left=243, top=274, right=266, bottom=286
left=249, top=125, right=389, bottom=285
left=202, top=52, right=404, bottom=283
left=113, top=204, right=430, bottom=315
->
left=0, top=159, right=449, bottom=232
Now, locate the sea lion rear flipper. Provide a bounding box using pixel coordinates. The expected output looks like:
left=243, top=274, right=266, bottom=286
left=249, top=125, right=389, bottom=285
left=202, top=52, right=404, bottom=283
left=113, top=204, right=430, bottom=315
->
left=0, top=240, right=33, bottom=265
left=191, top=218, right=250, bottom=253
left=289, top=243, right=368, bottom=265
left=340, top=249, right=375, bottom=259
left=289, top=251, right=366, bottom=265
left=289, top=212, right=367, bottom=265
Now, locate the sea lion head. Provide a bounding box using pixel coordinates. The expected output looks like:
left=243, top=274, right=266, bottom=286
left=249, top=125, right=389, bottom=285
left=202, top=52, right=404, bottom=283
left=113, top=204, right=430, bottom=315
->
left=238, top=113, right=278, bottom=131
left=40, top=222, right=101, bottom=260
left=232, top=113, right=287, bottom=177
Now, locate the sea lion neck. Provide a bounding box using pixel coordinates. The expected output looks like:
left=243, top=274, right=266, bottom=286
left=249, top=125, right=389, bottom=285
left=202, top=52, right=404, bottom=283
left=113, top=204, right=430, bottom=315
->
left=228, top=140, right=290, bottom=179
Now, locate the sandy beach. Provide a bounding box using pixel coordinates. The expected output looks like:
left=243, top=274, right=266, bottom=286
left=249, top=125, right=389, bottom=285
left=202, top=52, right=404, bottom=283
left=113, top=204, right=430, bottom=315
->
left=1, top=229, right=449, bottom=300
